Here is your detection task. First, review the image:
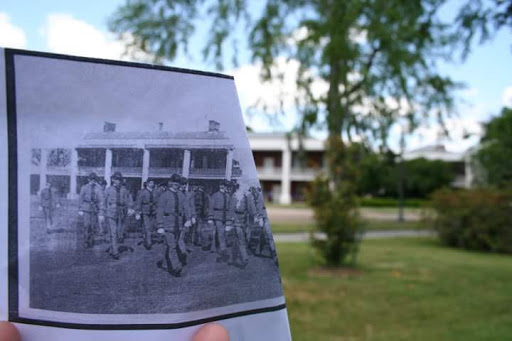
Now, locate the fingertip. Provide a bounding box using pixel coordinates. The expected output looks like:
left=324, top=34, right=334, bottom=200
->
left=192, top=323, right=229, bottom=341
left=0, top=322, right=21, bottom=341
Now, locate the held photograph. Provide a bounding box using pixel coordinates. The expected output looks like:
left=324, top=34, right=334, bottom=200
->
left=8, top=50, right=284, bottom=326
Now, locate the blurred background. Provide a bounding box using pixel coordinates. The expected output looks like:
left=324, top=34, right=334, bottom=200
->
left=3, top=0, right=511, bottom=339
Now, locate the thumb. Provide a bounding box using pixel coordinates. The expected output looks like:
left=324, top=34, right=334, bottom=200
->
left=192, top=323, right=229, bottom=341
left=0, top=322, right=21, bottom=341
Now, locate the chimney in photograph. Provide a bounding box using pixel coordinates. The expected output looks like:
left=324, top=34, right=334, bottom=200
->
left=104, top=121, right=116, bottom=132
left=208, top=120, right=220, bottom=132
left=158, top=122, right=164, bottom=131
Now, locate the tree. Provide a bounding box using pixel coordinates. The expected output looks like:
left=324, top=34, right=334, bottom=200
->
left=473, top=107, right=512, bottom=188
left=110, top=0, right=462, bottom=266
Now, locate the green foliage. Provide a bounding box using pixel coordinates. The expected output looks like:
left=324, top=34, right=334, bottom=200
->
left=473, top=107, right=512, bottom=188
left=359, top=197, right=428, bottom=208
left=429, top=188, right=512, bottom=253
left=306, top=137, right=362, bottom=266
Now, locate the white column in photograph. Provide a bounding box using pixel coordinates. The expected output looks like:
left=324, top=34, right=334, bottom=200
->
left=69, top=148, right=78, bottom=199
left=141, top=148, right=150, bottom=187
left=182, top=149, right=191, bottom=178
left=280, top=147, right=292, bottom=205
left=105, top=148, right=112, bottom=186
left=39, top=148, right=48, bottom=193
left=225, top=149, right=234, bottom=180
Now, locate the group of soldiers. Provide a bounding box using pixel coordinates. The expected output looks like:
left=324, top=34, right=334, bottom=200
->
left=39, top=171, right=277, bottom=278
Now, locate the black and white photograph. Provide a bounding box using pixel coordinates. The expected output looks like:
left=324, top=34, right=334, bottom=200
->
left=4, top=49, right=286, bottom=330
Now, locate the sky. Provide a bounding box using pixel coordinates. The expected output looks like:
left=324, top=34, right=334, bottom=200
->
left=1, top=0, right=511, bottom=154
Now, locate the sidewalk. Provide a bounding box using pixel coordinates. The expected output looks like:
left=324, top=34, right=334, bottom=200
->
left=273, top=230, right=435, bottom=243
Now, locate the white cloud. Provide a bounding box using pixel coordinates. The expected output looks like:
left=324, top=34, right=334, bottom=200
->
left=42, top=13, right=152, bottom=62
left=502, top=85, right=512, bottom=108
left=0, top=13, right=27, bottom=48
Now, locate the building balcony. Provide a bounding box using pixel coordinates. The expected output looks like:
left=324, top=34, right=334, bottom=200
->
left=256, top=167, right=283, bottom=181
left=189, top=168, right=226, bottom=178
left=290, top=167, right=323, bottom=181
left=77, top=166, right=105, bottom=177
left=232, top=168, right=242, bottom=177
left=112, top=166, right=142, bottom=177
left=148, top=167, right=182, bottom=177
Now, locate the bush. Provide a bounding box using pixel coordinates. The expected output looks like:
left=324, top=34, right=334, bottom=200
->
left=429, top=189, right=512, bottom=253
left=359, top=197, right=428, bottom=207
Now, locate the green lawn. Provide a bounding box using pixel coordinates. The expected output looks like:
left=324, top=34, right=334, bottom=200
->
left=278, top=238, right=512, bottom=341
left=271, top=219, right=428, bottom=234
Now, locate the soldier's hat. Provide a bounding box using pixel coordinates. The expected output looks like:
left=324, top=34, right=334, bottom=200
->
left=180, top=176, right=189, bottom=185
left=221, top=179, right=230, bottom=187
left=169, top=174, right=182, bottom=184
left=99, top=179, right=107, bottom=186
left=111, top=171, right=123, bottom=181
left=88, top=172, right=98, bottom=181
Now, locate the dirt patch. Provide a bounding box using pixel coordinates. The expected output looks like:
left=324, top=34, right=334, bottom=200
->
left=309, top=267, right=363, bottom=278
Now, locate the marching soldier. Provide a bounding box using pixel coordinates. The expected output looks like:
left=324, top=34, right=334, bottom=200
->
left=251, top=186, right=278, bottom=265
left=156, top=174, right=192, bottom=277
left=207, top=180, right=234, bottom=262
left=193, top=185, right=209, bottom=247
left=78, top=173, right=105, bottom=248
left=39, top=181, right=60, bottom=234
left=98, top=179, right=108, bottom=235
left=104, top=172, right=134, bottom=260
left=229, top=182, right=255, bottom=268
left=180, top=177, right=196, bottom=249
left=135, top=178, right=157, bottom=250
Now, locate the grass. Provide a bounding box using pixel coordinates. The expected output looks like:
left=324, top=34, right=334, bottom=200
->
left=271, top=219, right=428, bottom=234
left=277, top=238, right=512, bottom=341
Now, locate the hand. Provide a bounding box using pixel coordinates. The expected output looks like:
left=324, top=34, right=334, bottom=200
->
left=258, top=218, right=264, bottom=227
left=253, top=217, right=259, bottom=223
left=127, top=209, right=135, bottom=216
left=0, top=322, right=21, bottom=341
left=208, top=220, right=214, bottom=225
left=184, top=220, right=192, bottom=228
left=98, top=216, right=105, bottom=224
left=193, top=323, right=229, bottom=341
left=157, top=227, right=165, bottom=234
left=191, top=217, right=197, bottom=225
left=135, top=214, right=141, bottom=221
left=78, top=211, right=84, bottom=216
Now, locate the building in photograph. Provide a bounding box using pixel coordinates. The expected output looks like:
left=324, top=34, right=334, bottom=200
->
left=30, top=120, right=242, bottom=198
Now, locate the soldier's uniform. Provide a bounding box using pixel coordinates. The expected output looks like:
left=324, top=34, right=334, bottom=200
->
left=40, top=184, right=59, bottom=233
left=104, top=172, right=133, bottom=259
left=193, top=186, right=209, bottom=247
left=230, top=188, right=255, bottom=267
left=181, top=179, right=196, bottom=249
left=156, top=174, right=190, bottom=276
left=252, top=187, right=277, bottom=264
left=207, top=180, right=234, bottom=261
left=135, top=183, right=157, bottom=249
left=78, top=174, right=105, bottom=248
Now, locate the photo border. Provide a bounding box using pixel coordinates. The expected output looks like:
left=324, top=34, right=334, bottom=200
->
left=5, top=48, right=286, bottom=330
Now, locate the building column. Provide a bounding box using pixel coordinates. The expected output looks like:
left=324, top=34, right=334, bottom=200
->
left=465, top=152, right=473, bottom=189
left=105, top=148, right=112, bottom=186
left=225, top=149, right=234, bottom=180
left=69, top=148, right=78, bottom=199
left=141, top=149, right=150, bottom=187
left=39, top=148, right=48, bottom=194
left=280, top=147, right=292, bottom=205
left=182, top=149, right=191, bottom=178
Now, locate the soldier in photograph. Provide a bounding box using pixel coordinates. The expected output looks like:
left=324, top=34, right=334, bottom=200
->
left=180, top=177, right=196, bottom=251
left=193, top=185, right=209, bottom=248
left=251, top=186, right=278, bottom=265
left=156, top=174, right=192, bottom=277
left=78, top=173, right=105, bottom=248
left=135, top=178, right=157, bottom=250
left=98, top=178, right=108, bottom=235
left=207, top=180, right=233, bottom=262
left=104, top=171, right=134, bottom=260
left=39, top=181, right=60, bottom=234
left=229, top=182, right=255, bottom=268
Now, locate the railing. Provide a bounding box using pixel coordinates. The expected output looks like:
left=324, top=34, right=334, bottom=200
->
left=112, top=166, right=142, bottom=176
left=78, top=166, right=105, bottom=176
left=148, top=167, right=182, bottom=176
left=189, top=168, right=226, bottom=177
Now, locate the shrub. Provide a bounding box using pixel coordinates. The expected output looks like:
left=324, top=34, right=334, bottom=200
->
left=429, top=188, right=512, bottom=253
left=359, top=197, right=428, bottom=207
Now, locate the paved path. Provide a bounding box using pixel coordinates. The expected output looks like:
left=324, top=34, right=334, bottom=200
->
left=273, top=230, right=435, bottom=243
left=267, top=207, right=422, bottom=223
